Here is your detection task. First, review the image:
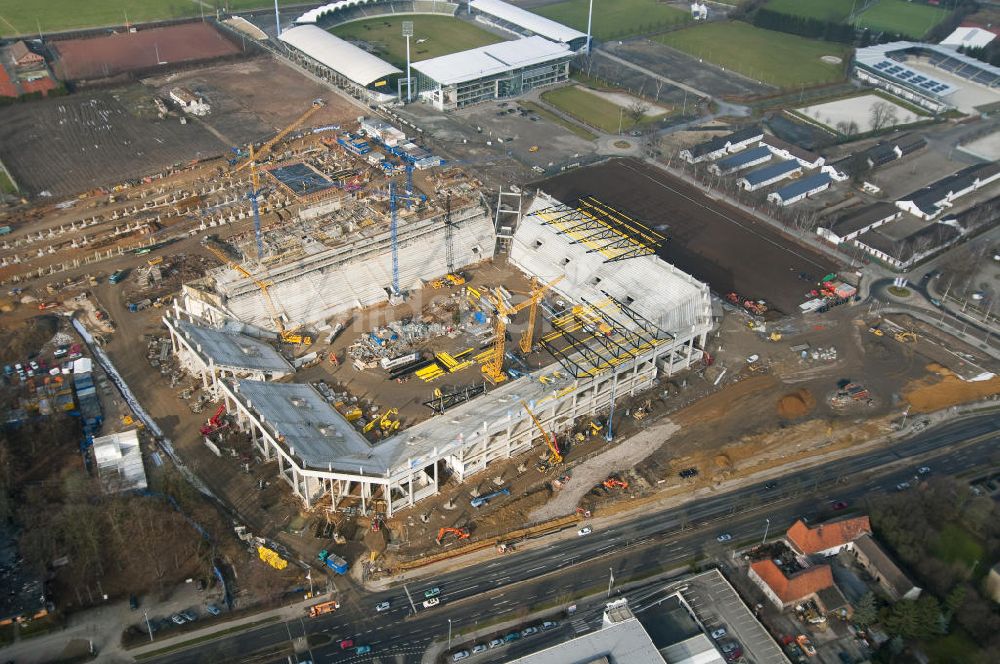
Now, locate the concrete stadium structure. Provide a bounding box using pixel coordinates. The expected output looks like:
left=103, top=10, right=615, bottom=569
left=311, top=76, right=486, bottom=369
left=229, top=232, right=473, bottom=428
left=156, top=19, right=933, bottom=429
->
left=469, top=0, right=588, bottom=50
left=169, top=193, right=712, bottom=515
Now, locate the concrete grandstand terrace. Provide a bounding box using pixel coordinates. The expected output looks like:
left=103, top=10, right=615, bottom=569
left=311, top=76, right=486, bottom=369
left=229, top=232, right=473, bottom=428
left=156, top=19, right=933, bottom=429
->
left=50, top=22, right=243, bottom=81
left=536, top=158, right=838, bottom=314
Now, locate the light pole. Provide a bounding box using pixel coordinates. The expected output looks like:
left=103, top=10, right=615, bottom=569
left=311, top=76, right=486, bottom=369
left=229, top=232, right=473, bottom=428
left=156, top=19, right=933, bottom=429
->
left=586, top=0, right=594, bottom=54
left=274, top=0, right=281, bottom=37
left=607, top=567, right=615, bottom=598
left=448, top=618, right=453, bottom=648
left=143, top=609, right=154, bottom=642
left=403, top=21, right=414, bottom=103
left=605, top=372, right=617, bottom=442
left=761, top=518, right=770, bottom=546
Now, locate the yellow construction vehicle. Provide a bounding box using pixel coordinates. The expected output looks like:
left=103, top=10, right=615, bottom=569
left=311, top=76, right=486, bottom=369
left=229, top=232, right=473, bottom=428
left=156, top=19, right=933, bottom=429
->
left=869, top=326, right=884, bottom=337
left=768, top=332, right=782, bottom=342
left=521, top=400, right=562, bottom=465
left=147, top=257, right=164, bottom=267
left=379, top=407, right=400, bottom=431
left=519, top=275, right=564, bottom=354
left=895, top=330, right=917, bottom=343
left=204, top=244, right=312, bottom=345
left=445, top=273, right=466, bottom=286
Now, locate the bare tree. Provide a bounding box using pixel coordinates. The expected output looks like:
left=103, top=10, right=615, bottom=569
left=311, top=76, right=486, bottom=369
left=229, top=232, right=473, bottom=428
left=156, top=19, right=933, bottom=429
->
left=626, top=101, right=649, bottom=129
left=869, top=101, right=898, bottom=132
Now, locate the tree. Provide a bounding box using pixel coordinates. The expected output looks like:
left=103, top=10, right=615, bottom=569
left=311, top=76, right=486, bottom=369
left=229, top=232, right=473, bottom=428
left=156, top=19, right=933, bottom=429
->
left=884, top=599, right=919, bottom=638
left=854, top=592, right=878, bottom=628
left=869, top=101, right=898, bottom=132
left=625, top=101, right=649, bottom=130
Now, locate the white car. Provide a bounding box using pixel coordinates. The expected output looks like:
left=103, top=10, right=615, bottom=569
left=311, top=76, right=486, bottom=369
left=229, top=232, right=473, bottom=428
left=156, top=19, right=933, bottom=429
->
left=423, top=597, right=440, bottom=609
left=577, top=527, right=592, bottom=536
left=488, top=639, right=503, bottom=649
left=472, top=644, right=488, bottom=654
left=746, top=354, right=760, bottom=364
left=452, top=651, right=470, bottom=662
left=375, top=601, right=390, bottom=612
left=716, top=533, right=732, bottom=542
left=917, top=466, right=931, bottom=475
left=711, top=627, right=727, bottom=640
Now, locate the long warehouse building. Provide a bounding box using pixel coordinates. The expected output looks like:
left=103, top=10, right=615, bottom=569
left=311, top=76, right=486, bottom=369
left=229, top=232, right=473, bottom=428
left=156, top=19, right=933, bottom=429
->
left=170, top=194, right=712, bottom=515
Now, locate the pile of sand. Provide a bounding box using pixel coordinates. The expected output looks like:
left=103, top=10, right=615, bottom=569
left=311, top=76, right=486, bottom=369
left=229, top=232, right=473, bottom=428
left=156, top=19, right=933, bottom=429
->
left=777, top=389, right=817, bottom=419
left=903, top=364, right=1000, bottom=413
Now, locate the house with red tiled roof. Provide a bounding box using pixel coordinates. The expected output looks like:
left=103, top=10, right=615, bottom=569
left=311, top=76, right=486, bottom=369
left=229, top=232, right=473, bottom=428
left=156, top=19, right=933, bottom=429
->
left=749, top=559, right=837, bottom=609
left=786, top=516, right=872, bottom=557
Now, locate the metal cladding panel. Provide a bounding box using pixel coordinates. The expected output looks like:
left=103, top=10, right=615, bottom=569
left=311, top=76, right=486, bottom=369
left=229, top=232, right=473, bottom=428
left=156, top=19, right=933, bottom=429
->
left=279, top=24, right=401, bottom=86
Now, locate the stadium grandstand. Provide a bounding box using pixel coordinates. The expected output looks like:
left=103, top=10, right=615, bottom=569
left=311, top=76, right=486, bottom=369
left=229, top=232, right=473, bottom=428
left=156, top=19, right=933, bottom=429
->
left=295, top=0, right=459, bottom=25
left=854, top=42, right=1000, bottom=114
left=412, top=35, right=571, bottom=109
left=469, top=0, right=588, bottom=50
left=278, top=24, right=401, bottom=103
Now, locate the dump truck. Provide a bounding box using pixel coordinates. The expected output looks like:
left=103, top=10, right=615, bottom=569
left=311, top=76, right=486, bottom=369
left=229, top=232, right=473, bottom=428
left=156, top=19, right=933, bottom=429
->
left=307, top=600, right=339, bottom=617
left=318, top=549, right=348, bottom=574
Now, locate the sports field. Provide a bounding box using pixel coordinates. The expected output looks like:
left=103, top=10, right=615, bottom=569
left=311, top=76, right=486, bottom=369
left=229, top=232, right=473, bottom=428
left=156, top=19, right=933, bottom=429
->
left=541, top=85, right=665, bottom=134
left=855, top=0, right=948, bottom=38
left=656, top=22, right=850, bottom=88
left=0, top=1, right=298, bottom=37
left=764, top=0, right=855, bottom=22
left=331, top=15, right=503, bottom=67
left=533, top=0, right=690, bottom=41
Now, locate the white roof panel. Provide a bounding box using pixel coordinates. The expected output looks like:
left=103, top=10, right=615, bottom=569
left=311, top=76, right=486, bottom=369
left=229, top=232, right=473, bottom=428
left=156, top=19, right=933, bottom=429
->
left=471, top=0, right=586, bottom=44
left=279, top=24, right=401, bottom=87
left=940, top=26, right=997, bottom=50
left=412, top=36, right=570, bottom=86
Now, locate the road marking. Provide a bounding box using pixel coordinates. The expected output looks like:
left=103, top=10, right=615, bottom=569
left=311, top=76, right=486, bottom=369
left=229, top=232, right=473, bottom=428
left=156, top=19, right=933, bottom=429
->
left=524, top=565, right=546, bottom=574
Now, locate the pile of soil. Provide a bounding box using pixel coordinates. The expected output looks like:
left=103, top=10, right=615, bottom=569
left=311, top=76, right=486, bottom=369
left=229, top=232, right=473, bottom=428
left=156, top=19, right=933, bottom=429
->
left=0, top=314, right=58, bottom=363
left=777, top=389, right=817, bottom=419
left=903, top=364, right=1000, bottom=413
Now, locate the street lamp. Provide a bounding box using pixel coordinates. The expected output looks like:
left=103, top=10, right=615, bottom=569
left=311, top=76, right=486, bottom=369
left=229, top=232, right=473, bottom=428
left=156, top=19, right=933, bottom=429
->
left=143, top=609, right=154, bottom=642
left=607, top=567, right=615, bottom=598
left=761, top=518, right=770, bottom=546
left=586, top=0, right=594, bottom=54
left=448, top=618, right=453, bottom=648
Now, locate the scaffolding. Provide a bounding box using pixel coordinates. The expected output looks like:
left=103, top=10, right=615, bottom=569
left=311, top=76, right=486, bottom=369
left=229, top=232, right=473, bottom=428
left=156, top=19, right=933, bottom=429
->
left=533, top=196, right=666, bottom=263
left=540, top=296, right=672, bottom=378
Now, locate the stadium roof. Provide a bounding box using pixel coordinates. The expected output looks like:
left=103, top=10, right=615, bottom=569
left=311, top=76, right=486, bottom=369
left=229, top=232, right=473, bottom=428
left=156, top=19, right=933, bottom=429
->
left=172, top=318, right=292, bottom=373
left=295, top=0, right=378, bottom=25
left=412, top=36, right=570, bottom=86
left=855, top=42, right=1000, bottom=97
left=470, top=0, right=587, bottom=44
left=940, top=26, right=997, bottom=50
left=279, top=24, right=401, bottom=87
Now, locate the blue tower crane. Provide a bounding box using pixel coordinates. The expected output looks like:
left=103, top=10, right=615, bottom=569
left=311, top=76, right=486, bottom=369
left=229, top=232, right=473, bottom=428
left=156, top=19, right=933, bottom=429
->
left=388, top=175, right=426, bottom=296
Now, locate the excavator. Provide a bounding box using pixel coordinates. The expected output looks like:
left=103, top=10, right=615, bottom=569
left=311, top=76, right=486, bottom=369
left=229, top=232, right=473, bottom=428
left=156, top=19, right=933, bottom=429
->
left=435, top=527, right=470, bottom=546
left=602, top=477, right=629, bottom=490
left=521, top=400, right=562, bottom=467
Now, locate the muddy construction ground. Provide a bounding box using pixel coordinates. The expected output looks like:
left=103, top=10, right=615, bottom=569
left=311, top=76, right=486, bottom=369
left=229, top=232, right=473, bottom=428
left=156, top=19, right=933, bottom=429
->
left=0, top=56, right=361, bottom=198
left=538, top=158, right=839, bottom=314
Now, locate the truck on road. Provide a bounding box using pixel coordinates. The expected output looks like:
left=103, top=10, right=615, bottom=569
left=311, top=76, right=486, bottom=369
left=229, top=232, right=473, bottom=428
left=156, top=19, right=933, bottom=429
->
left=307, top=600, right=339, bottom=617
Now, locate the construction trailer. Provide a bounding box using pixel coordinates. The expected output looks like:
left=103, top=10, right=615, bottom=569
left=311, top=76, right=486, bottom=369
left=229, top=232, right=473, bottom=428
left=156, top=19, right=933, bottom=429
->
left=172, top=193, right=712, bottom=516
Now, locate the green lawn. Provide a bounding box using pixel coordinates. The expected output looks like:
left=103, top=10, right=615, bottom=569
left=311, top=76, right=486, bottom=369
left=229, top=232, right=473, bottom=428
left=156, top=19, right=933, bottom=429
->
left=855, top=0, right=948, bottom=38
left=764, top=0, right=856, bottom=22
left=519, top=101, right=598, bottom=141
left=0, top=170, right=16, bottom=195
left=533, top=0, right=690, bottom=41
left=0, top=1, right=300, bottom=36
left=331, top=15, right=503, bottom=68
left=931, top=523, right=983, bottom=569
left=541, top=85, right=664, bottom=134
left=656, top=22, right=850, bottom=88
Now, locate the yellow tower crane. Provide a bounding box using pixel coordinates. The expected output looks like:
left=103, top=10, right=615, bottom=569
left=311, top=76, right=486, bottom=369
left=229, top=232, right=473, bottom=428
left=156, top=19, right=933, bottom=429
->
left=481, top=276, right=563, bottom=384
left=521, top=400, right=562, bottom=465
left=519, top=275, right=564, bottom=354
left=232, top=99, right=326, bottom=174
left=204, top=244, right=311, bottom=345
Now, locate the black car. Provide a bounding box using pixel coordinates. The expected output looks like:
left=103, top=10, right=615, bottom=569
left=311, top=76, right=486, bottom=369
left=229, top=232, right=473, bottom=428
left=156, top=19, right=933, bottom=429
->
left=679, top=468, right=699, bottom=479
left=764, top=481, right=778, bottom=490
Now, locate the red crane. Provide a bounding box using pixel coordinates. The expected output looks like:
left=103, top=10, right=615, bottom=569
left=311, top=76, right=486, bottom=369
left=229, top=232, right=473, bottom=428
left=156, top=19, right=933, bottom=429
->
left=199, top=404, right=227, bottom=436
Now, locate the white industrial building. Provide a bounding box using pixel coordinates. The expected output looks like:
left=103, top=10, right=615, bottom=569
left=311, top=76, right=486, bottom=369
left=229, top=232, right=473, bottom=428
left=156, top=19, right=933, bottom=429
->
left=93, top=429, right=148, bottom=492
left=767, top=173, right=832, bottom=206
left=278, top=24, right=401, bottom=103
left=469, top=0, right=588, bottom=50
left=412, top=36, right=572, bottom=110
left=171, top=193, right=712, bottom=515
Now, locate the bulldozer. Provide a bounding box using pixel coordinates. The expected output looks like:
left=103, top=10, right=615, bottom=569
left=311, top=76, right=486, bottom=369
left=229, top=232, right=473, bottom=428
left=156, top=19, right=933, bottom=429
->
left=435, top=527, right=470, bottom=546
left=894, top=330, right=917, bottom=343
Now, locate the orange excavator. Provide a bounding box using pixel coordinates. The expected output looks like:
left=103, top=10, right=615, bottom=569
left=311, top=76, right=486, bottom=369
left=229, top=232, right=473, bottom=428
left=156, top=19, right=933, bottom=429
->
left=602, top=477, right=629, bottom=490
left=435, top=527, right=470, bottom=546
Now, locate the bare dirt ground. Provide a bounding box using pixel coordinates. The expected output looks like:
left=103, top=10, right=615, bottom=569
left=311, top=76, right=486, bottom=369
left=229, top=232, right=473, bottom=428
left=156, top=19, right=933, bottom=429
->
left=538, top=158, right=839, bottom=313
left=141, top=56, right=362, bottom=148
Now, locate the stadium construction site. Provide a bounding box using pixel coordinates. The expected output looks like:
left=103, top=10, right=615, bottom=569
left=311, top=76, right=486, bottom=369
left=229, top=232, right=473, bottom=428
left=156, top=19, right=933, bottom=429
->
left=164, top=167, right=712, bottom=518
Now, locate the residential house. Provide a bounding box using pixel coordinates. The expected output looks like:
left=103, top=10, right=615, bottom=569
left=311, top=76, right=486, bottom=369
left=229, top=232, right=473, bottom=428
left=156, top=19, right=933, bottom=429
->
left=680, top=125, right=763, bottom=163
left=9, top=41, right=44, bottom=68
left=738, top=160, right=801, bottom=191
left=749, top=559, right=836, bottom=609
left=768, top=173, right=832, bottom=206
left=786, top=516, right=872, bottom=557
left=761, top=134, right=825, bottom=169
left=895, top=162, right=1000, bottom=220
left=852, top=534, right=921, bottom=601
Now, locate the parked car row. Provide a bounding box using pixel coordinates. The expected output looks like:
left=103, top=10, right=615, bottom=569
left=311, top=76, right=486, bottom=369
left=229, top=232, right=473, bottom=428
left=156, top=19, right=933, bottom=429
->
left=452, top=621, right=559, bottom=660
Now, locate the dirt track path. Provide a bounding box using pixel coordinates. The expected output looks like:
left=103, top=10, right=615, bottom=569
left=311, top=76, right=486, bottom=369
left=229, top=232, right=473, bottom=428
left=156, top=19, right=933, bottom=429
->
left=529, top=418, right=681, bottom=522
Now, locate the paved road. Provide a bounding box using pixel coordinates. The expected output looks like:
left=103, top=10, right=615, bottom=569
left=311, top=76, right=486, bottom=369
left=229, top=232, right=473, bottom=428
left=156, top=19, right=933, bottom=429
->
left=147, top=414, right=999, bottom=664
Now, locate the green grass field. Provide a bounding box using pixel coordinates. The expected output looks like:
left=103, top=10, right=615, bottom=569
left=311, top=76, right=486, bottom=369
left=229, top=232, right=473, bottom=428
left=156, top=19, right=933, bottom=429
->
left=855, top=0, right=948, bottom=38
left=519, top=101, right=598, bottom=141
left=0, top=1, right=302, bottom=36
left=0, top=170, right=16, bottom=195
left=931, top=524, right=983, bottom=569
left=541, top=85, right=664, bottom=134
left=656, top=22, right=850, bottom=88
left=533, top=0, right=690, bottom=41
left=331, top=15, right=503, bottom=67
left=764, top=0, right=856, bottom=22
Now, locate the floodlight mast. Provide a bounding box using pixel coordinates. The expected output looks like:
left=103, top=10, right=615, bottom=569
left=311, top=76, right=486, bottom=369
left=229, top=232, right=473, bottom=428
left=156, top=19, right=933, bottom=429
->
left=403, top=21, right=414, bottom=103
left=274, top=0, right=281, bottom=37
left=586, top=0, right=594, bottom=53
